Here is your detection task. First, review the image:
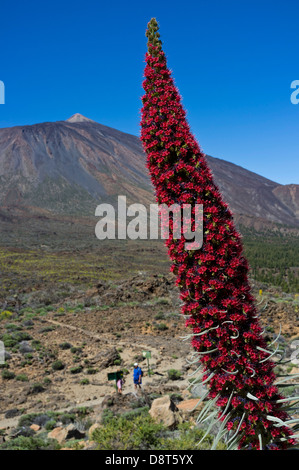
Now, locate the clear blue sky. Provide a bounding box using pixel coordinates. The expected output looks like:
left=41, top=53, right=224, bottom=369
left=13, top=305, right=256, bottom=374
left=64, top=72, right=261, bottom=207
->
left=0, top=0, right=298, bottom=184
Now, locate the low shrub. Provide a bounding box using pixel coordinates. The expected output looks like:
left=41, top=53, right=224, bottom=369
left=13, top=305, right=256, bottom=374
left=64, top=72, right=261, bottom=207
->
left=80, top=378, right=90, bottom=385
left=91, top=409, right=225, bottom=450
left=45, top=419, right=57, bottom=431
left=158, top=422, right=226, bottom=450
left=31, top=339, right=42, bottom=350
left=39, top=326, right=55, bottom=333
left=155, top=323, right=168, bottom=331
left=0, top=310, right=13, bottom=321
left=154, top=312, right=165, bottom=320
left=167, top=369, right=182, bottom=381
left=52, top=360, right=65, bottom=371
left=59, top=342, right=72, bottom=350
left=92, top=411, right=163, bottom=450
left=70, top=347, right=82, bottom=354
left=70, top=366, right=83, bottom=374
left=18, top=412, right=55, bottom=428
left=2, top=369, right=15, bottom=380
left=5, top=323, right=22, bottom=331
left=86, top=368, right=97, bottom=375
left=28, top=383, right=45, bottom=394
left=60, top=413, right=76, bottom=424
left=1, top=332, right=32, bottom=349
left=16, top=374, right=29, bottom=382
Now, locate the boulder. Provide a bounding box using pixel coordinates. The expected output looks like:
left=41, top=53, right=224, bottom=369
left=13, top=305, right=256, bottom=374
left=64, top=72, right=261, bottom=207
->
left=65, top=423, right=86, bottom=440
left=47, top=424, right=85, bottom=445
left=30, top=424, right=41, bottom=432
left=4, top=408, right=21, bottom=419
left=149, top=395, right=182, bottom=429
left=47, top=426, right=68, bottom=444
left=4, top=351, right=12, bottom=361
left=177, top=398, right=203, bottom=420
left=82, top=440, right=97, bottom=450
left=19, top=341, right=34, bottom=354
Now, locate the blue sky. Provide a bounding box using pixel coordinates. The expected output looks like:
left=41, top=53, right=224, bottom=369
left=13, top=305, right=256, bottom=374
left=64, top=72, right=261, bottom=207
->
left=0, top=0, right=298, bottom=184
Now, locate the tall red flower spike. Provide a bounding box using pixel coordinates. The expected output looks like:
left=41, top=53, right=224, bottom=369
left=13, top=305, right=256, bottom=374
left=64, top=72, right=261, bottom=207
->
left=140, top=18, right=299, bottom=450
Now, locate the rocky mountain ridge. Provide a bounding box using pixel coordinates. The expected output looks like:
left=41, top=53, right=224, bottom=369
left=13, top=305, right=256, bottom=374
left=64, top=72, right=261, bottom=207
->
left=0, top=114, right=298, bottom=229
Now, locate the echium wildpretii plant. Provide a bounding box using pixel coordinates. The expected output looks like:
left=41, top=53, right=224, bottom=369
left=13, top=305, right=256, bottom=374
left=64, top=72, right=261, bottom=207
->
left=140, top=18, right=299, bottom=450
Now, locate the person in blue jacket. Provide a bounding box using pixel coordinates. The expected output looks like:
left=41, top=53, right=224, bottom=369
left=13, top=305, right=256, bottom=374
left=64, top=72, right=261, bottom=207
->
left=133, top=363, right=143, bottom=390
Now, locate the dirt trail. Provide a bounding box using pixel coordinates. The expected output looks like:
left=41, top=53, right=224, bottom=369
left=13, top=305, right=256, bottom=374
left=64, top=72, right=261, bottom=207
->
left=0, top=316, right=191, bottom=431
left=43, top=317, right=175, bottom=368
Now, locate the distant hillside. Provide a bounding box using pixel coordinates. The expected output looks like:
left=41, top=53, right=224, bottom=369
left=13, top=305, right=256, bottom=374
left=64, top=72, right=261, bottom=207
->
left=0, top=114, right=298, bottom=229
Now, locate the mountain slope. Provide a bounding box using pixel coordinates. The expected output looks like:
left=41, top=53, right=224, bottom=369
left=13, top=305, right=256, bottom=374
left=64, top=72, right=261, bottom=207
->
left=0, top=114, right=298, bottom=228
left=207, top=155, right=298, bottom=227
left=0, top=116, right=154, bottom=214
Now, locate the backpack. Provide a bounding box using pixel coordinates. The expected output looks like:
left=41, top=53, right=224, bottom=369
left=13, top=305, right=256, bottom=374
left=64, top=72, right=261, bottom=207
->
left=140, top=369, right=143, bottom=377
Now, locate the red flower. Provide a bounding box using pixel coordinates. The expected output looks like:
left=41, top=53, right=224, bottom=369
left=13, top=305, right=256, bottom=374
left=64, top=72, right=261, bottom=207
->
left=141, top=18, right=296, bottom=450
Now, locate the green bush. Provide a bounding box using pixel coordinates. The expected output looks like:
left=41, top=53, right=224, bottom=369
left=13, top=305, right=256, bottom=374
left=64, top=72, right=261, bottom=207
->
left=18, top=413, right=41, bottom=427
left=1, top=331, right=32, bottom=349
left=155, top=323, right=168, bottom=331
left=15, top=331, right=32, bottom=342
left=29, top=383, right=45, bottom=394
left=167, top=369, right=182, bottom=380
left=60, top=413, right=76, bottom=424
left=154, top=312, right=165, bottom=320
left=155, top=297, right=171, bottom=305
left=1, top=333, right=18, bottom=348
left=45, top=419, right=57, bottom=431
left=101, top=409, right=114, bottom=425
left=70, top=347, right=82, bottom=354
left=31, top=339, right=42, bottom=350
left=0, top=435, right=61, bottom=450
left=5, top=323, right=22, bottom=331
left=0, top=362, right=9, bottom=369
left=51, top=360, right=65, bottom=371
left=18, top=412, right=57, bottom=428
left=92, top=409, right=224, bottom=450
left=16, top=374, right=29, bottom=382
left=59, top=342, right=72, bottom=350
left=122, top=407, right=150, bottom=420
left=0, top=310, right=13, bottom=321
left=70, top=366, right=83, bottom=374
left=39, top=326, right=55, bottom=333
left=2, top=369, right=15, bottom=380
left=75, top=303, right=84, bottom=310
left=158, top=422, right=226, bottom=450
left=80, top=378, right=90, bottom=385
left=92, top=411, right=164, bottom=450
left=45, top=305, right=54, bottom=312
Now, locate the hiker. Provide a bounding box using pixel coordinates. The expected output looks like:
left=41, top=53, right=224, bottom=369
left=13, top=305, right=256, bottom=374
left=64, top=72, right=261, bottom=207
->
left=133, top=363, right=143, bottom=390
left=117, top=376, right=124, bottom=394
